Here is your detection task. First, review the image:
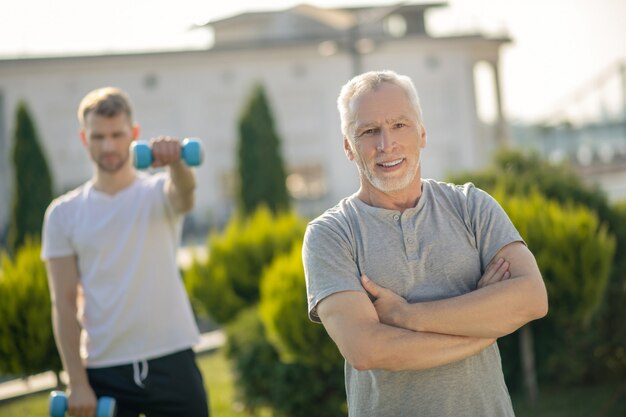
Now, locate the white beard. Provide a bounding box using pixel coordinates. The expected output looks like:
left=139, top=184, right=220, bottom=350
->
left=357, top=152, right=421, bottom=193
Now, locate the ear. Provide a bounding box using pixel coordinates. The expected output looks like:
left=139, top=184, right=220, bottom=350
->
left=343, top=136, right=355, bottom=161
left=419, top=125, right=427, bottom=149
left=79, top=128, right=88, bottom=147
left=132, top=123, right=140, bottom=141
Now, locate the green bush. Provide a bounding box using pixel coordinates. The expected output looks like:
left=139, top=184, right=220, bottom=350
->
left=185, top=206, right=307, bottom=324
left=224, top=307, right=279, bottom=413
left=449, top=149, right=625, bottom=387
left=588, top=200, right=626, bottom=382
left=448, top=149, right=610, bottom=222
left=493, top=190, right=615, bottom=386
left=259, top=241, right=344, bottom=370
left=497, top=190, right=615, bottom=326
left=0, top=240, right=61, bottom=377
left=226, top=307, right=346, bottom=417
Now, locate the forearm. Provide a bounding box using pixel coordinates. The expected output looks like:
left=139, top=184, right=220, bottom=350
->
left=349, top=323, right=495, bottom=371
left=51, top=306, right=89, bottom=388
left=318, top=291, right=495, bottom=372
left=167, top=160, right=196, bottom=213
left=402, top=275, right=547, bottom=338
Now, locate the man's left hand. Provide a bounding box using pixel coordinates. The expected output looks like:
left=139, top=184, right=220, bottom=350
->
left=361, top=275, right=408, bottom=328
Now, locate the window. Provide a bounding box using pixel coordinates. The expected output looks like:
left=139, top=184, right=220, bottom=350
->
left=287, top=164, right=326, bottom=200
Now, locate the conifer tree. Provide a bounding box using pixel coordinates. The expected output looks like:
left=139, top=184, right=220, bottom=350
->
left=7, top=101, right=53, bottom=257
left=237, top=84, right=290, bottom=216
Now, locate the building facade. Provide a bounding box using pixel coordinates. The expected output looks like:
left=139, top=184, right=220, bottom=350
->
left=0, top=3, right=509, bottom=239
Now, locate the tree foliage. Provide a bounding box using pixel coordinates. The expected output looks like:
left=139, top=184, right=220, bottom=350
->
left=7, top=101, right=53, bottom=257
left=237, top=83, right=290, bottom=216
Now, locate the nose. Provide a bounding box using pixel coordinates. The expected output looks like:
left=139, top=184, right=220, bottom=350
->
left=101, top=137, right=115, bottom=151
left=376, top=128, right=394, bottom=152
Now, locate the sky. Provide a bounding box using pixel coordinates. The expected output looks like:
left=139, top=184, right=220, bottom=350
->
left=1, top=0, right=625, bottom=122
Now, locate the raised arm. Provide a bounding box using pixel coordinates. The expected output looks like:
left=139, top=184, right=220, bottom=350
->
left=46, top=255, right=98, bottom=417
left=150, top=136, right=196, bottom=214
left=363, top=241, right=548, bottom=338
left=317, top=290, right=496, bottom=372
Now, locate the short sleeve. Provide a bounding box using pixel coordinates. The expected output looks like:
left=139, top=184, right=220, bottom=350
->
left=41, top=203, right=75, bottom=260
left=466, top=185, right=524, bottom=272
left=302, top=220, right=364, bottom=323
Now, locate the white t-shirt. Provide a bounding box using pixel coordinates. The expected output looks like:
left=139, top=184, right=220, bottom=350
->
left=42, top=172, right=199, bottom=368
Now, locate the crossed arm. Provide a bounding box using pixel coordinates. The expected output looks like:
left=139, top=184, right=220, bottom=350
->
left=316, top=241, right=548, bottom=372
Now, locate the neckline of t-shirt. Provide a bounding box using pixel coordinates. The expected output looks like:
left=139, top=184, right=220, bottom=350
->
left=86, top=173, right=146, bottom=201
left=350, top=179, right=430, bottom=217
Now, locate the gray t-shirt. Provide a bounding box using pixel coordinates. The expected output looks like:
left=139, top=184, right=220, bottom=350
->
left=303, top=179, right=521, bottom=417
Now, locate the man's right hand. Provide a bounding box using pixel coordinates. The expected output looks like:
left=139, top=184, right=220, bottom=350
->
left=67, top=383, right=98, bottom=417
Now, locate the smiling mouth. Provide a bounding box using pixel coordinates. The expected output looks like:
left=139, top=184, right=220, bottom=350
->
left=377, top=158, right=404, bottom=168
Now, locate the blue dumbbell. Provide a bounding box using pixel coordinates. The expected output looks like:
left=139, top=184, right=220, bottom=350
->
left=131, top=138, right=203, bottom=169
left=49, top=390, right=117, bottom=417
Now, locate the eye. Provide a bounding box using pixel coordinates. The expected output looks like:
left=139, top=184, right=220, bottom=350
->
left=394, top=122, right=406, bottom=129
left=359, top=128, right=378, bottom=138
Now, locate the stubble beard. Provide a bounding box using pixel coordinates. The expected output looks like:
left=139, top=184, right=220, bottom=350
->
left=95, top=152, right=130, bottom=174
left=357, top=153, right=420, bottom=193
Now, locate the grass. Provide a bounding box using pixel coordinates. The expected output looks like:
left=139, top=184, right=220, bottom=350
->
left=512, top=383, right=626, bottom=417
left=1, top=350, right=624, bottom=417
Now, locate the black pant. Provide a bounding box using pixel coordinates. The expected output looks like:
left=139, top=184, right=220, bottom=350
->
left=87, top=349, right=209, bottom=417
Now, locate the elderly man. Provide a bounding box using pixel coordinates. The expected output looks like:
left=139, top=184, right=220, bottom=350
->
left=303, top=70, right=548, bottom=417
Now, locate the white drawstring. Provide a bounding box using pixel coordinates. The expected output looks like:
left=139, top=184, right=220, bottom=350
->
left=132, top=360, right=149, bottom=388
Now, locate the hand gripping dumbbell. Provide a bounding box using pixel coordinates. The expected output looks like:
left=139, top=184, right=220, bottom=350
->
left=131, top=138, right=203, bottom=169
left=49, top=390, right=117, bottom=417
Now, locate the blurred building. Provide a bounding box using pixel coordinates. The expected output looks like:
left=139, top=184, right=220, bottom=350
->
left=511, top=61, right=626, bottom=202
left=0, top=2, right=510, bottom=238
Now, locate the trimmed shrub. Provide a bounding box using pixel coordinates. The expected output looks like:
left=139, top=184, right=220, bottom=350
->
left=588, top=200, right=626, bottom=382
left=497, top=190, right=615, bottom=326
left=259, top=241, right=343, bottom=370
left=226, top=307, right=346, bottom=417
left=449, top=149, right=624, bottom=387
left=224, top=307, right=279, bottom=412
left=448, top=149, right=611, bottom=221
left=237, top=83, right=290, bottom=216
left=0, top=240, right=61, bottom=377
left=7, top=101, right=53, bottom=257
left=493, top=190, right=615, bottom=386
left=185, top=206, right=307, bottom=324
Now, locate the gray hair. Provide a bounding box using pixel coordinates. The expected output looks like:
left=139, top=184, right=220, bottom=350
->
left=337, top=70, right=423, bottom=139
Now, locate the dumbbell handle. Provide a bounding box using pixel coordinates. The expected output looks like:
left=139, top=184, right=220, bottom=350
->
left=131, top=138, right=203, bottom=169
left=49, top=390, right=117, bottom=417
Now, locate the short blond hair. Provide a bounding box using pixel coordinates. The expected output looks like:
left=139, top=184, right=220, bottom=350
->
left=337, top=70, right=423, bottom=139
left=77, top=87, right=134, bottom=127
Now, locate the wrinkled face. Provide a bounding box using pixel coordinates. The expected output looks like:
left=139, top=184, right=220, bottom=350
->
left=81, top=113, right=137, bottom=173
left=344, top=83, right=426, bottom=194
